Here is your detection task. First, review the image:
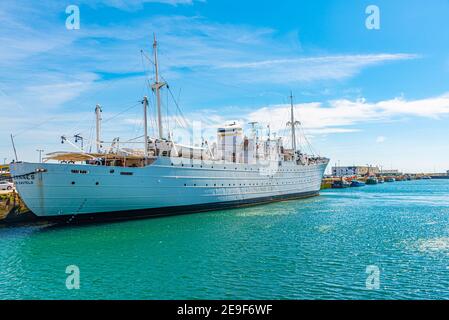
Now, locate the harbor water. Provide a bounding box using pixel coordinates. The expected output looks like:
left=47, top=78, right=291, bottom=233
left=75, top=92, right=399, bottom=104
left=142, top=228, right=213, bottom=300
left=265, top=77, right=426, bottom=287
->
left=1, top=179, right=449, bottom=299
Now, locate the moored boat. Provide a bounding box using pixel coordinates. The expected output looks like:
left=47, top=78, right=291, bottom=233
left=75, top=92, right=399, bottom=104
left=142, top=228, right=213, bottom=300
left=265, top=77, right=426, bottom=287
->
left=350, top=180, right=365, bottom=187
left=366, top=176, right=378, bottom=185
left=9, top=37, right=329, bottom=222
left=332, top=180, right=351, bottom=189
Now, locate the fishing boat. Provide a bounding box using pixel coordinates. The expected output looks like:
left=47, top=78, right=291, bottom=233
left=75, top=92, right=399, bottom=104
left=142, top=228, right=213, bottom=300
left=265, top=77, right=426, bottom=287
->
left=332, top=180, right=351, bottom=189
left=350, top=180, right=365, bottom=187
left=365, top=176, right=378, bottom=185
left=385, top=177, right=396, bottom=182
left=9, top=37, right=329, bottom=222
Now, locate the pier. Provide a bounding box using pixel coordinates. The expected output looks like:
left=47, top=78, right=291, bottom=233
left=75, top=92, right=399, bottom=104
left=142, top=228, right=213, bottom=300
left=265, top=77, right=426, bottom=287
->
left=322, top=163, right=447, bottom=189
left=0, top=190, right=35, bottom=224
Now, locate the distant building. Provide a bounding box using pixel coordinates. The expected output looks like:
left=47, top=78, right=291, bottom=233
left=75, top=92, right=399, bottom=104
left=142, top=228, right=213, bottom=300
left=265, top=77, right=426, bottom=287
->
left=332, top=166, right=379, bottom=177
left=380, top=169, right=402, bottom=176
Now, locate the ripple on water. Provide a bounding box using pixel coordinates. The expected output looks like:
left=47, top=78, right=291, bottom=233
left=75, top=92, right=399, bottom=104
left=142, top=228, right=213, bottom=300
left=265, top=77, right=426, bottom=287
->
left=235, top=205, right=295, bottom=217
left=1, top=180, right=449, bottom=299
left=415, top=237, right=449, bottom=253
left=316, top=225, right=334, bottom=233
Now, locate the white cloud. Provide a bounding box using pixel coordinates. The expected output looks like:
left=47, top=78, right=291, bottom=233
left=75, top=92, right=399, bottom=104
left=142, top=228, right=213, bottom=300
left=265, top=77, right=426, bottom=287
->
left=216, top=54, right=419, bottom=84
left=376, top=136, right=386, bottom=143
left=83, top=0, right=202, bottom=11
left=247, top=92, right=449, bottom=135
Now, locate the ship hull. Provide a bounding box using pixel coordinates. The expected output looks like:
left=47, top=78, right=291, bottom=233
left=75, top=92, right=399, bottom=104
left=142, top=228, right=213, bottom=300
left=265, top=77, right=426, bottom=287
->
left=10, top=157, right=328, bottom=219
left=24, top=190, right=320, bottom=223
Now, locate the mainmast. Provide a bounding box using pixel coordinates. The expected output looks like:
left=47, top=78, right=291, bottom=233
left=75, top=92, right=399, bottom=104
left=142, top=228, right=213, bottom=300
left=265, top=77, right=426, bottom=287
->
left=287, top=92, right=300, bottom=152
left=95, top=104, right=102, bottom=153
left=151, top=34, right=166, bottom=139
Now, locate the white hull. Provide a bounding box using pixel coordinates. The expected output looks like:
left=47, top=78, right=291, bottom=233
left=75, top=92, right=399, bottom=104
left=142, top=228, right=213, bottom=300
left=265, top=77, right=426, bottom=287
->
left=10, top=157, right=328, bottom=218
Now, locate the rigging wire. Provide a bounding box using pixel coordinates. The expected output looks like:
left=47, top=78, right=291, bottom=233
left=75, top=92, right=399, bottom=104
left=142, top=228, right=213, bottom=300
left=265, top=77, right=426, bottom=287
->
left=101, top=102, right=141, bottom=125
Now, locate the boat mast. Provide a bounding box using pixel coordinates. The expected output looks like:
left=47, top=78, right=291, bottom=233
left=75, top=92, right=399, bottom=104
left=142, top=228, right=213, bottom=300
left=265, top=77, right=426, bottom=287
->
left=143, top=96, right=149, bottom=158
left=287, top=92, right=300, bottom=152
left=151, top=34, right=166, bottom=139
left=95, top=104, right=102, bottom=153
left=248, top=121, right=258, bottom=160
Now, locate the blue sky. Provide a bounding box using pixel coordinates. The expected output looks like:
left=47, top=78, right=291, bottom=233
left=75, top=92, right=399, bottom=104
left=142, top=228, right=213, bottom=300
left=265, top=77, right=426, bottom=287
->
left=1, top=0, right=449, bottom=173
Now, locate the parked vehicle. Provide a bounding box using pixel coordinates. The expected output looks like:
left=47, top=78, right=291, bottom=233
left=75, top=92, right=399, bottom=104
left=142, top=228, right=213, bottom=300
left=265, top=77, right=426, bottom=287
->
left=0, top=181, right=14, bottom=191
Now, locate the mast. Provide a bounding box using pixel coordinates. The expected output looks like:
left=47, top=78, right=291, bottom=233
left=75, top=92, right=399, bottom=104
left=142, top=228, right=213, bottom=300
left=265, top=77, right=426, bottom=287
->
left=151, top=34, right=166, bottom=139
left=287, top=92, right=300, bottom=152
left=143, top=96, right=149, bottom=158
left=10, top=134, right=18, bottom=161
left=95, top=104, right=102, bottom=153
left=248, top=121, right=258, bottom=160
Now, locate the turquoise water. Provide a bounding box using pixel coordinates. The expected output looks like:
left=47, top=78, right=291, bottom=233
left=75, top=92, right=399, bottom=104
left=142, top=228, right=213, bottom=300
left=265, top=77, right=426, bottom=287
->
left=1, top=180, right=449, bottom=299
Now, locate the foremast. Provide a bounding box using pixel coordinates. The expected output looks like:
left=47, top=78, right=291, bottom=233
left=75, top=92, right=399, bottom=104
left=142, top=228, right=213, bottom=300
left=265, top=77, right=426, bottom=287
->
left=151, top=34, right=166, bottom=140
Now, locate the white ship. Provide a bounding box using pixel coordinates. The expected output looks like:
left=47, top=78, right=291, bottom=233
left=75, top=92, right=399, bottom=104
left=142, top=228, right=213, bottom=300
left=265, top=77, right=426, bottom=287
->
left=10, top=37, right=329, bottom=222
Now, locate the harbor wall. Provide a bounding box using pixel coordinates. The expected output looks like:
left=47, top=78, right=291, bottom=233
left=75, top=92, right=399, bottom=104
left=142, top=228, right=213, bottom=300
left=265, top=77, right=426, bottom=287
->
left=0, top=191, right=34, bottom=224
